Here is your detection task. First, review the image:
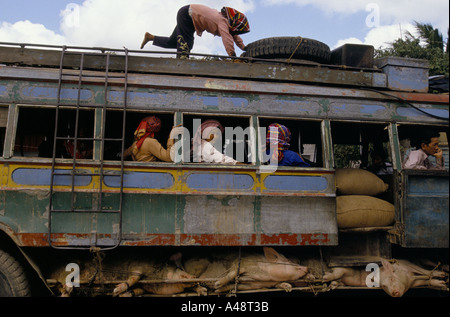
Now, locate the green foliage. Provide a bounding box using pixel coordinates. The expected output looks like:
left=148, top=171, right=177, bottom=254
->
left=375, top=22, right=449, bottom=76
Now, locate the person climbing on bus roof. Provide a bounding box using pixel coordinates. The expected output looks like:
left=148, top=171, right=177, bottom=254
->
left=403, top=131, right=445, bottom=170
left=123, top=116, right=183, bottom=162
left=192, top=119, right=238, bottom=164
left=140, top=4, right=250, bottom=58
left=266, top=123, right=310, bottom=167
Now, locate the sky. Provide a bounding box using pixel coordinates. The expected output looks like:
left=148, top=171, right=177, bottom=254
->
left=0, top=0, right=448, bottom=57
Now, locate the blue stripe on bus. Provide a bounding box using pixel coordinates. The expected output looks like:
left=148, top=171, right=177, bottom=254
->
left=104, top=172, right=174, bottom=189
left=186, top=173, right=254, bottom=190
left=12, top=168, right=92, bottom=186
left=264, top=175, right=328, bottom=191
left=21, top=87, right=93, bottom=100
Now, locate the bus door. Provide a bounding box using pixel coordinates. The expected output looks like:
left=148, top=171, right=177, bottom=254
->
left=397, top=125, right=449, bottom=248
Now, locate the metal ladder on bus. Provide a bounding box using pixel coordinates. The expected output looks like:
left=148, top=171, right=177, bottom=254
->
left=48, top=46, right=129, bottom=250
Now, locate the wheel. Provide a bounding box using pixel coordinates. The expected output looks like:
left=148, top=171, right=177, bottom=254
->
left=244, top=36, right=331, bottom=64
left=0, top=249, right=31, bottom=297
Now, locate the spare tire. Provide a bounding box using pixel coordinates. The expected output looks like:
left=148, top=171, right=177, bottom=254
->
left=244, top=36, right=331, bottom=64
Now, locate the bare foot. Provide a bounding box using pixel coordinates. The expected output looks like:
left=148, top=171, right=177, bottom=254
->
left=140, top=32, right=154, bottom=49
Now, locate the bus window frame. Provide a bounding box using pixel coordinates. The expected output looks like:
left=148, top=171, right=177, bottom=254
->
left=257, top=116, right=326, bottom=169
left=395, top=122, right=449, bottom=172
left=0, top=104, right=11, bottom=159
left=180, top=112, right=256, bottom=166
left=330, top=120, right=393, bottom=170
left=10, top=104, right=98, bottom=161
left=106, top=109, right=177, bottom=164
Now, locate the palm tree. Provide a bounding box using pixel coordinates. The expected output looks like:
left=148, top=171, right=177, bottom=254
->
left=413, top=21, right=444, bottom=51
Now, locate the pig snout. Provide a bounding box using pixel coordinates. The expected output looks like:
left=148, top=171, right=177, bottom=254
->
left=381, top=276, right=407, bottom=297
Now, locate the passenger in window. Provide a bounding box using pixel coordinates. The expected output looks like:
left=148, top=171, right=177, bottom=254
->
left=403, top=132, right=445, bottom=170
left=266, top=123, right=310, bottom=167
left=63, top=127, right=93, bottom=159
left=192, top=119, right=238, bottom=164
left=367, top=150, right=393, bottom=175
left=123, top=116, right=183, bottom=162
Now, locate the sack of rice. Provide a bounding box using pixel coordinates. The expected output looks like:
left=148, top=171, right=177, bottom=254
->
left=336, top=195, right=395, bottom=228
left=336, top=168, right=388, bottom=196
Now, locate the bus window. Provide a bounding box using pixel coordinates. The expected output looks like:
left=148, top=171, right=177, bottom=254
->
left=182, top=114, right=252, bottom=164
left=331, top=122, right=391, bottom=171
left=112, top=111, right=175, bottom=162
left=258, top=118, right=323, bottom=167
left=0, top=106, right=7, bottom=156
left=14, top=107, right=94, bottom=159
left=398, top=125, right=449, bottom=171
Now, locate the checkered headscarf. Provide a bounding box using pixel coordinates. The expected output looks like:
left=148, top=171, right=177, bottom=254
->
left=266, top=123, right=291, bottom=162
left=221, top=7, right=250, bottom=34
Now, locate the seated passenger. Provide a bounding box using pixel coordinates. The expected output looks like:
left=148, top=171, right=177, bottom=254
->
left=266, top=123, right=310, bottom=167
left=192, top=119, right=238, bottom=164
left=403, top=132, right=445, bottom=170
left=63, top=127, right=93, bottom=159
left=367, top=150, right=393, bottom=175
left=124, top=116, right=182, bottom=162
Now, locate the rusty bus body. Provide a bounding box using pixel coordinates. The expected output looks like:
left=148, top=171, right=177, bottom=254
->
left=0, top=43, right=448, bottom=297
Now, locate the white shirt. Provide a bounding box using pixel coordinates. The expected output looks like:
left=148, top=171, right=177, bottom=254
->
left=201, top=140, right=237, bottom=164
left=403, top=149, right=444, bottom=170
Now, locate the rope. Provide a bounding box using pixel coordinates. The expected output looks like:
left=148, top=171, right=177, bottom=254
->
left=233, top=246, right=242, bottom=296
left=287, top=37, right=304, bottom=64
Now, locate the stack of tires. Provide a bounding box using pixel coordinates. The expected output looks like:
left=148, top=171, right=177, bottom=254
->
left=335, top=169, right=395, bottom=229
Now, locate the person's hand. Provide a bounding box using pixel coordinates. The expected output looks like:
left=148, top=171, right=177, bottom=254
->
left=169, top=125, right=184, bottom=139
left=433, top=147, right=443, bottom=158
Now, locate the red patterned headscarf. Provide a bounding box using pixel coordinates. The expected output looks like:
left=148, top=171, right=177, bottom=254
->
left=266, top=123, right=291, bottom=162
left=134, top=116, right=162, bottom=149
left=221, top=7, right=250, bottom=35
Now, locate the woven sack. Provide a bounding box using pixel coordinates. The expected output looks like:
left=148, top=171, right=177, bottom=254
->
left=336, top=168, right=388, bottom=196
left=336, top=195, right=395, bottom=228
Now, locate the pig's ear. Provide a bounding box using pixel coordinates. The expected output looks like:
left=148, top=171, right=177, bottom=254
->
left=263, top=247, right=281, bottom=262
left=381, top=258, right=394, bottom=272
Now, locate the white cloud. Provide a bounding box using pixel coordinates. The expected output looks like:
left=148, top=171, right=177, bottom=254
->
left=0, top=0, right=255, bottom=55
left=59, top=0, right=255, bottom=54
left=0, top=20, right=65, bottom=45
left=1, top=0, right=445, bottom=57
left=333, top=23, right=419, bottom=50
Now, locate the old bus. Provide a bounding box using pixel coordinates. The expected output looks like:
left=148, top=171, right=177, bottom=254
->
left=0, top=41, right=448, bottom=297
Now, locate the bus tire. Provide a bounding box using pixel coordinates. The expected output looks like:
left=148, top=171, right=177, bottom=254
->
left=0, top=249, right=31, bottom=297
left=244, top=36, right=331, bottom=64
